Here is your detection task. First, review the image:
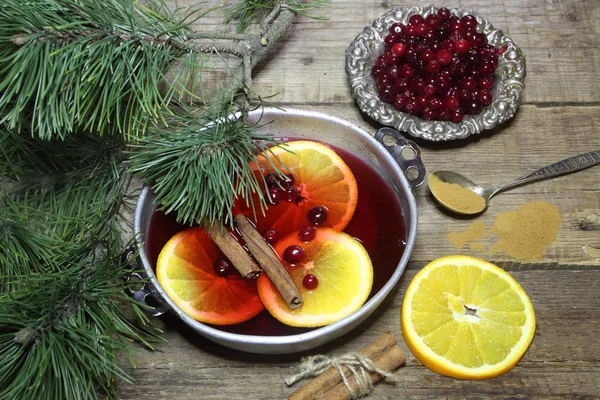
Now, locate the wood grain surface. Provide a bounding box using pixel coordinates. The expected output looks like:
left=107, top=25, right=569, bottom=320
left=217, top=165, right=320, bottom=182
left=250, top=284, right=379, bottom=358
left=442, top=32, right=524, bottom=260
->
left=116, top=1, right=600, bottom=399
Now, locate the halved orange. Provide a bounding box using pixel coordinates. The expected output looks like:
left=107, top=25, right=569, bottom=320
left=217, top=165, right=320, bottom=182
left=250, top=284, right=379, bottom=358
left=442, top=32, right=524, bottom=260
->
left=257, top=228, right=373, bottom=327
left=236, top=141, right=358, bottom=238
left=401, top=255, right=536, bottom=379
left=156, top=227, right=264, bottom=325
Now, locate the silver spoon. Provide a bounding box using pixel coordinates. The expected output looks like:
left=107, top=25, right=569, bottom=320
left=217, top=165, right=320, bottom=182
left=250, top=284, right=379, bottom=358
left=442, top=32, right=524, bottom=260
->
left=429, top=150, right=600, bottom=215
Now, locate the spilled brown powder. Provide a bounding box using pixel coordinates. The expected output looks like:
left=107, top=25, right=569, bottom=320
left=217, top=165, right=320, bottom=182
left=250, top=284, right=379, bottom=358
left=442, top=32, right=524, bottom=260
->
left=446, top=220, right=487, bottom=249
left=491, top=201, right=562, bottom=260
left=446, top=201, right=562, bottom=260
left=428, top=174, right=486, bottom=214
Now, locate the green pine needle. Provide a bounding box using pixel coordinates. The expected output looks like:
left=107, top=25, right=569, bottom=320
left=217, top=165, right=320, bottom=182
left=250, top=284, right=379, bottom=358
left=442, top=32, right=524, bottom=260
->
left=0, top=243, right=163, bottom=400
left=128, top=98, right=281, bottom=226
left=225, top=0, right=332, bottom=33
left=0, top=0, right=214, bottom=140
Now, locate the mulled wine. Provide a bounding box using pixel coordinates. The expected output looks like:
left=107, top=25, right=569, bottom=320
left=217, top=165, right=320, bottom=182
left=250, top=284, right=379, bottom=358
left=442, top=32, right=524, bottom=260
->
left=145, top=141, right=407, bottom=336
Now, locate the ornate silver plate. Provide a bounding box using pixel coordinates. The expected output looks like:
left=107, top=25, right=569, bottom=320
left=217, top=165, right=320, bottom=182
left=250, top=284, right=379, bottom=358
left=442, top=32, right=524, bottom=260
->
left=345, top=6, right=526, bottom=141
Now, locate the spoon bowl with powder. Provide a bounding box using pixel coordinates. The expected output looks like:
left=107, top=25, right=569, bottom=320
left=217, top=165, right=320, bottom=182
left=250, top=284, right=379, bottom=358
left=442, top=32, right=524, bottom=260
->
left=429, top=150, right=600, bottom=215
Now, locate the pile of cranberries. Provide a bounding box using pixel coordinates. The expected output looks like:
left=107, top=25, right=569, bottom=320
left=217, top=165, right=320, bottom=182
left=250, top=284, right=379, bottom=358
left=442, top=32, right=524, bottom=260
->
left=371, top=8, right=503, bottom=123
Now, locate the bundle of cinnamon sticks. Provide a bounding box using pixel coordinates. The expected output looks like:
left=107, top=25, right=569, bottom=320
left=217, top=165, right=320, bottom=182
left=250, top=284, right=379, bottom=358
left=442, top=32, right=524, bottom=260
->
left=287, top=332, right=406, bottom=400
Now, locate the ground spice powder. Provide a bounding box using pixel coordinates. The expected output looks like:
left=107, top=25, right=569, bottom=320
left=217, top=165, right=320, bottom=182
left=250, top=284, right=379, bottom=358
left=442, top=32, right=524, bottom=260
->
left=446, top=201, right=562, bottom=260
left=491, top=201, right=562, bottom=260
left=428, top=174, right=486, bottom=214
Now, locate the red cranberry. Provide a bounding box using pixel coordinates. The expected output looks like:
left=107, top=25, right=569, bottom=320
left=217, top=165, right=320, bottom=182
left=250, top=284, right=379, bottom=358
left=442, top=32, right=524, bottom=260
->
left=376, top=54, right=388, bottom=67
left=478, top=89, right=493, bottom=106
left=394, top=77, right=409, bottom=91
left=425, top=14, right=442, bottom=28
left=392, top=42, right=407, bottom=57
left=384, top=35, right=397, bottom=48
left=298, top=226, right=316, bottom=242
left=444, top=95, right=460, bottom=109
left=479, top=61, right=495, bottom=76
left=411, top=77, right=425, bottom=94
left=371, top=65, right=384, bottom=77
left=416, top=94, right=429, bottom=108
left=268, top=187, right=282, bottom=205
left=386, top=64, right=402, bottom=80
left=465, top=99, right=482, bottom=115
left=426, top=60, right=441, bottom=75
left=282, top=186, right=300, bottom=202
left=302, top=274, right=319, bottom=290
left=385, top=52, right=400, bottom=65
left=307, top=206, right=328, bottom=225
left=378, top=85, right=398, bottom=103
left=265, top=173, right=279, bottom=188
left=376, top=74, right=392, bottom=87
left=478, top=76, right=494, bottom=90
left=460, top=15, right=477, bottom=30
left=420, top=49, right=436, bottom=63
left=263, top=229, right=279, bottom=245
left=404, top=98, right=422, bottom=115
left=428, top=96, right=443, bottom=110
left=454, top=39, right=470, bottom=54
left=435, top=49, right=453, bottom=65
left=450, top=108, right=465, bottom=123
left=423, top=84, right=436, bottom=97
left=400, top=64, right=414, bottom=78
left=409, top=14, right=425, bottom=26
left=437, top=7, right=451, bottom=21
left=405, top=24, right=417, bottom=36
left=393, top=93, right=409, bottom=111
left=283, top=245, right=305, bottom=264
left=213, top=259, right=235, bottom=277
left=422, top=106, right=436, bottom=120
left=441, top=39, right=455, bottom=52
left=471, top=33, right=487, bottom=48
left=389, top=23, right=405, bottom=35
left=460, top=76, right=478, bottom=92
left=458, top=88, right=473, bottom=101
left=448, top=16, right=461, bottom=31
left=437, top=109, right=451, bottom=121
left=414, top=23, right=430, bottom=36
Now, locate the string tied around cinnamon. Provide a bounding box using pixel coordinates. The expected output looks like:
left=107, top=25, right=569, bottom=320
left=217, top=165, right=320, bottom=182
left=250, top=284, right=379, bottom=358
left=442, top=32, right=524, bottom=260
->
left=285, top=353, right=399, bottom=399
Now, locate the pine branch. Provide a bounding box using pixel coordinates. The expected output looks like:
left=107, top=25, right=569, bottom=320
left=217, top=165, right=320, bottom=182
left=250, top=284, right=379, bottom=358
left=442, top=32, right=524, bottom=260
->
left=128, top=96, right=281, bottom=226
left=0, top=0, right=215, bottom=140
left=0, top=241, right=163, bottom=400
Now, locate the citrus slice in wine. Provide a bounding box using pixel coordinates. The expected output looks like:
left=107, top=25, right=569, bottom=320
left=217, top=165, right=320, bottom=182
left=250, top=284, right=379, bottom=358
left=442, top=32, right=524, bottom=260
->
left=257, top=228, right=373, bottom=327
left=156, top=227, right=264, bottom=325
left=237, top=141, right=358, bottom=238
left=401, top=255, right=536, bottom=379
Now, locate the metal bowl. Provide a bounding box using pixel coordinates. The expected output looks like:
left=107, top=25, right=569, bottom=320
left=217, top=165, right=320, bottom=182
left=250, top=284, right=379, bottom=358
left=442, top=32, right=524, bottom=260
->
left=345, top=6, right=526, bottom=141
left=133, top=108, right=423, bottom=354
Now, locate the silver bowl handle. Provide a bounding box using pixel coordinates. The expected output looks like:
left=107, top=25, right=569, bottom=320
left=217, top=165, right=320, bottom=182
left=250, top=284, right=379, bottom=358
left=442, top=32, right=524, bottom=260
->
left=375, top=127, right=426, bottom=189
left=123, top=246, right=169, bottom=317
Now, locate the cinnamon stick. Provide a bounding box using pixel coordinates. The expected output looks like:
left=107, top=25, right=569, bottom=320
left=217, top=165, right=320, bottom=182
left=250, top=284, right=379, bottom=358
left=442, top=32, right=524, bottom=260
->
left=234, top=214, right=303, bottom=310
left=288, top=332, right=397, bottom=400
left=318, top=345, right=406, bottom=400
left=202, top=219, right=261, bottom=279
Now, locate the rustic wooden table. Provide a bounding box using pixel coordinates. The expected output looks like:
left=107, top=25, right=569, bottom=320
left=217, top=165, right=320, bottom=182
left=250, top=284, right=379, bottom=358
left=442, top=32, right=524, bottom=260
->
left=118, top=1, right=600, bottom=398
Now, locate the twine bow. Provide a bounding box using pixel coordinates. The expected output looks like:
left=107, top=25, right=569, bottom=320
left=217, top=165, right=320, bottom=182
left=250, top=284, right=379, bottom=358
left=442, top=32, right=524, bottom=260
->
left=285, top=353, right=398, bottom=399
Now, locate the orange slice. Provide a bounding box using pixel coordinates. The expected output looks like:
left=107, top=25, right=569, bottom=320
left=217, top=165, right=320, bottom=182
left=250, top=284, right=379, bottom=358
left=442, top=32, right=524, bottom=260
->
left=401, top=255, right=536, bottom=379
left=156, top=227, right=264, bottom=325
left=237, top=141, right=358, bottom=238
left=257, top=228, right=373, bottom=327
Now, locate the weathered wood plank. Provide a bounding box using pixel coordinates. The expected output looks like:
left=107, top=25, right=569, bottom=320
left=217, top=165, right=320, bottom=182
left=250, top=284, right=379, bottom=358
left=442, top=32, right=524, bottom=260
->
left=117, top=270, right=600, bottom=399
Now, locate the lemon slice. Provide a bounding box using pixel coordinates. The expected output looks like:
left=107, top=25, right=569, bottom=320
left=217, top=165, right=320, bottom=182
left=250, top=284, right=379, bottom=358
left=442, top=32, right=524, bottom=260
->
left=401, top=255, right=536, bottom=379
left=257, top=228, right=373, bottom=327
